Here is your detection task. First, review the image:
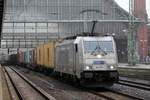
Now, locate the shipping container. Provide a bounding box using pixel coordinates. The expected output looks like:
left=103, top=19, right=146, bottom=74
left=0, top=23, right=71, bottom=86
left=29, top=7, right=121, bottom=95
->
left=28, top=49, right=35, bottom=64
left=34, top=48, right=37, bottom=64
left=4, top=55, right=9, bottom=62
left=0, top=56, right=2, bottom=61
left=22, top=52, right=25, bottom=63
left=22, top=52, right=27, bottom=64
left=18, top=52, right=23, bottom=64
left=0, top=55, right=9, bottom=65
left=36, top=45, right=44, bottom=66
left=43, top=42, right=57, bottom=69
left=9, top=54, right=17, bottom=65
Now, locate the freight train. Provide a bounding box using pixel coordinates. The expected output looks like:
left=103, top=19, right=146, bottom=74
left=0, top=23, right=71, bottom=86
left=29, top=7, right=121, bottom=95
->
left=1, top=36, right=119, bottom=87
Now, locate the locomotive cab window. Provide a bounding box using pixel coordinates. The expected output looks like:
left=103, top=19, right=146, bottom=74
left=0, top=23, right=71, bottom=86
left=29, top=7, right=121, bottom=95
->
left=84, top=41, right=113, bottom=54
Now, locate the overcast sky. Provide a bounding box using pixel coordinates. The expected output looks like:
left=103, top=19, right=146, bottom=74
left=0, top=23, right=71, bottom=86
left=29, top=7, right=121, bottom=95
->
left=115, top=0, right=150, bottom=18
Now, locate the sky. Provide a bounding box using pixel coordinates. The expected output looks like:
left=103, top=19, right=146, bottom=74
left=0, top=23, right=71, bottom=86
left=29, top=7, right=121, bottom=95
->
left=115, top=0, right=150, bottom=18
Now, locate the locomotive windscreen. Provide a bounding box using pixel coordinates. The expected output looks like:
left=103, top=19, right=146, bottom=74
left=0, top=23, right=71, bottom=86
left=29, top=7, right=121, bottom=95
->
left=84, top=41, right=113, bottom=53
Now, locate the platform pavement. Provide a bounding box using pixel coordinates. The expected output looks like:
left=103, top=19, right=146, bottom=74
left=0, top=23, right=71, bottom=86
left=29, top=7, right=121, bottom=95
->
left=0, top=65, right=11, bottom=100
left=0, top=66, right=2, bottom=100
left=118, top=63, right=150, bottom=69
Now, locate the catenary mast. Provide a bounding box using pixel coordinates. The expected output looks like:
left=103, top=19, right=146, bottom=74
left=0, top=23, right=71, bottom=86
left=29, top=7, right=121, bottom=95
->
left=128, top=0, right=137, bottom=65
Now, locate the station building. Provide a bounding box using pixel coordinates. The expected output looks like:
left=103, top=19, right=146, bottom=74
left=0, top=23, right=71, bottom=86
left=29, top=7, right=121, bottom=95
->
left=147, top=20, right=150, bottom=55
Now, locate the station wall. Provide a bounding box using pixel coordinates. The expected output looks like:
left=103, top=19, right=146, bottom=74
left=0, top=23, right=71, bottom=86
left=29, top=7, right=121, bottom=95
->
left=134, top=0, right=149, bottom=59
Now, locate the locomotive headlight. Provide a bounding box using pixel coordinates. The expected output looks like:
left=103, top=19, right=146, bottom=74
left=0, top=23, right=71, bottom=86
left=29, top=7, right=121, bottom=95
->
left=85, top=66, right=90, bottom=70
left=97, top=54, right=102, bottom=58
left=110, top=66, right=114, bottom=69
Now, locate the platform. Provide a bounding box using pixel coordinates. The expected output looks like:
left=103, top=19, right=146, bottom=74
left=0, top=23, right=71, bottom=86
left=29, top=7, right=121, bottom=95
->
left=118, top=63, right=150, bottom=69
left=0, top=65, right=11, bottom=100
left=118, top=63, right=150, bottom=77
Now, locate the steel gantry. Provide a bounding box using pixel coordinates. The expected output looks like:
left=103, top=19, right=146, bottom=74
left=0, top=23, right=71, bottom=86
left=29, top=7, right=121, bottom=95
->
left=128, top=0, right=137, bottom=65
left=0, top=0, right=4, bottom=47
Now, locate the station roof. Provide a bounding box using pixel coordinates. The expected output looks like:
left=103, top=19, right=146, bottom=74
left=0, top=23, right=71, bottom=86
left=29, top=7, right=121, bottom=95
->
left=1, top=0, right=144, bottom=48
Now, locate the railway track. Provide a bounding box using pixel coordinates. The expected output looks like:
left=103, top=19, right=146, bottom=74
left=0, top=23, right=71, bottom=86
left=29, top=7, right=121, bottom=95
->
left=88, top=78, right=150, bottom=100
left=3, top=66, right=56, bottom=100
left=4, top=65, right=146, bottom=100
left=89, top=88, right=141, bottom=100
left=118, top=79, right=150, bottom=91
left=90, top=90, right=117, bottom=100
left=12, top=66, right=117, bottom=100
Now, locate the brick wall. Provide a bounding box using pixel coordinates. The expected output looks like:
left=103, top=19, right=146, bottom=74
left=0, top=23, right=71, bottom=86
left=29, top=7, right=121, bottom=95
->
left=147, top=23, right=150, bottom=55
left=134, top=0, right=148, bottom=58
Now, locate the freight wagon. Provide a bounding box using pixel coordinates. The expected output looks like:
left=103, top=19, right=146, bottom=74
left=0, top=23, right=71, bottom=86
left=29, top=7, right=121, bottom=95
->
left=28, top=48, right=35, bottom=64
left=19, top=42, right=57, bottom=72
left=17, top=51, right=23, bottom=65
left=0, top=55, right=9, bottom=65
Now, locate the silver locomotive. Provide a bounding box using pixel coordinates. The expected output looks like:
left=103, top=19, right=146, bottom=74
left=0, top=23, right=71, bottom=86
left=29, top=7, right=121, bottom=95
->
left=55, top=36, right=119, bottom=87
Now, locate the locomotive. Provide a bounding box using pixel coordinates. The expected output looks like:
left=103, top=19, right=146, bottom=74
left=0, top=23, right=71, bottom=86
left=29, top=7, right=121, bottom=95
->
left=55, top=36, right=119, bottom=87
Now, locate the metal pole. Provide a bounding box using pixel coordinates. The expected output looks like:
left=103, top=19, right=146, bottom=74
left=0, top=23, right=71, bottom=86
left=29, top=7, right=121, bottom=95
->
left=128, top=0, right=137, bottom=65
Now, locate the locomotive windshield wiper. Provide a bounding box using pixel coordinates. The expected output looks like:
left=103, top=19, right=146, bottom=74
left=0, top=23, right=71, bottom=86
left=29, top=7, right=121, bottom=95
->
left=91, top=45, right=107, bottom=56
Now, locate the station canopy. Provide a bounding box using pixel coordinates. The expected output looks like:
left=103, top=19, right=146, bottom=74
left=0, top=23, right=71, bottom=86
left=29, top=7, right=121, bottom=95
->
left=1, top=0, right=142, bottom=48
